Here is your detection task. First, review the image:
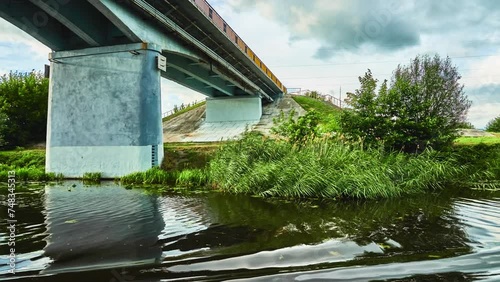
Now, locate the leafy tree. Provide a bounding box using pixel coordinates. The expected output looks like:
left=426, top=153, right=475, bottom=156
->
left=486, top=116, right=500, bottom=132
left=340, top=70, right=386, bottom=147
left=272, top=109, right=320, bottom=146
left=340, top=55, right=471, bottom=152
left=457, top=121, right=475, bottom=129
left=0, top=71, right=49, bottom=148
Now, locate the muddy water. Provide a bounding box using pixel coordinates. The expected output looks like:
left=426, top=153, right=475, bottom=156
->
left=1, top=182, right=499, bottom=281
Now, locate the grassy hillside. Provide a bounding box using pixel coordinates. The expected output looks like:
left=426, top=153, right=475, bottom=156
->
left=455, top=133, right=500, bottom=145
left=291, top=95, right=342, bottom=133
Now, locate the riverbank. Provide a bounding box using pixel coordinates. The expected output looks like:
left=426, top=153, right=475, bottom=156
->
left=2, top=95, right=499, bottom=199
left=1, top=134, right=499, bottom=198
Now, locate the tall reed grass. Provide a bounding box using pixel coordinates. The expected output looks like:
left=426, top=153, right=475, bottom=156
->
left=120, top=167, right=209, bottom=187
left=208, top=132, right=465, bottom=199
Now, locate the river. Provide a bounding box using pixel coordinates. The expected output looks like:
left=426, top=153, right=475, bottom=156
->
left=1, top=182, right=499, bottom=281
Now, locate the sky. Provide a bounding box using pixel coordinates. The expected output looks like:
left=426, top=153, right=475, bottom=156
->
left=1, top=0, right=499, bottom=128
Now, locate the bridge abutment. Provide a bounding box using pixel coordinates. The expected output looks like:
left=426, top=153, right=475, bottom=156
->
left=205, top=96, right=262, bottom=123
left=46, top=43, right=164, bottom=178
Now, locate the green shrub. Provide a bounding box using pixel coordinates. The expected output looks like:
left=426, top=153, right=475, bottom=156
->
left=0, top=71, right=49, bottom=148
left=341, top=55, right=471, bottom=153
left=272, top=110, right=320, bottom=146
left=486, top=116, right=500, bottom=132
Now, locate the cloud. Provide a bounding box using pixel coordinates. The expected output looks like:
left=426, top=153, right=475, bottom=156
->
left=228, top=0, right=500, bottom=59
left=0, top=18, right=50, bottom=64
left=465, top=84, right=500, bottom=128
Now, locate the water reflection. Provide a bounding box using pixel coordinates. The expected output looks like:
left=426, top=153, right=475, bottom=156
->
left=42, top=182, right=165, bottom=274
left=0, top=183, right=499, bottom=281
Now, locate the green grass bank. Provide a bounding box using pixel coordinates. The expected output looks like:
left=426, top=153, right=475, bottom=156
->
left=291, top=95, right=342, bottom=133
left=0, top=149, right=62, bottom=182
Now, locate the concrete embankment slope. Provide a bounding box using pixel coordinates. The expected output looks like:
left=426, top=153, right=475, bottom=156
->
left=162, top=96, right=306, bottom=143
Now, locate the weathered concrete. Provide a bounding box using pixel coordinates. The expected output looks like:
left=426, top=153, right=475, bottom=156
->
left=163, top=96, right=306, bottom=142
left=46, top=43, right=164, bottom=178
left=205, top=96, right=262, bottom=123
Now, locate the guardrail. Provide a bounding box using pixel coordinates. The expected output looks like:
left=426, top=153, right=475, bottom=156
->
left=162, top=99, right=204, bottom=118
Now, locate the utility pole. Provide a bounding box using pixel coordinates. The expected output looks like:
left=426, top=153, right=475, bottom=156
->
left=339, top=86, right=342, bottom=108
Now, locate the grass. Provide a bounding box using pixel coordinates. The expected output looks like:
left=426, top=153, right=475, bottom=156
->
left=208, top=132, right=466, bottom=200
left=162, top=101, right=206, bottom=123
left=0, top=149, right=63, bottom=182
left=162, top=142, right=217, bottom=171
left=291, top=95, right=342, bottom=133
left=120, top=167, right=209, bottom=187
left=446, top=143, right=500, bottom=189
left=82, top=172, right=102, bottom=183
left=455, top=133, right=500, bottom=145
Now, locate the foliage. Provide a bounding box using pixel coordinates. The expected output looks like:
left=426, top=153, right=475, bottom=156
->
left=446, top=144, right=500, bottom=189
left=121, top=166, right=209, bottom=187
left=82, top=172, right=102, bottom=183
left=176, top=169, right=209, bottom=187
left=0, top=150, right=45, bottom=168
left=341, top=55, right=471, bottom=152
left=208, top=132, right=464, bottom=199
left=0, top=149, right=63, bottom=182
left=161, top=142, right=216, bottom=171
left=162, top=101, right=206, bottom=122
left=291, top=95, right=342, bottom=133
left=457, top=121, right=475, bottom=129
left=485, top=116, right=500, bottom=132
left=0, top=71, right=49, bottom=148
left=455, top=136, right=500, bottom=145
left=305, top=90, right=320, bottom=99
left=272, top=110, right=320, bottom=145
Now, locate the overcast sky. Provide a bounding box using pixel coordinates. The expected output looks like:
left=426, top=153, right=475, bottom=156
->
left=1, top=0, right=499, bottom=128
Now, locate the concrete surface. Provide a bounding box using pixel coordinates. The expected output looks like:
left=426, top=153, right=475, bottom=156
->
left=46, top=43, right=163, bottom=178
left=458, top=129, right=495, bottom=137
left=205, top=96, right=262, bottom=122
left=163, top=95, right=306, bottom=142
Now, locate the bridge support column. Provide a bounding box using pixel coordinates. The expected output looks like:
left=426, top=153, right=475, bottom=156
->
left=46, top=43, right=164, bottom=178
left=205, top=96, right=262, bottom=123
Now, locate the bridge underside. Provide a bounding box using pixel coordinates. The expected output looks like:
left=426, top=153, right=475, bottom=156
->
left=1, top=0, right=283, bottom=177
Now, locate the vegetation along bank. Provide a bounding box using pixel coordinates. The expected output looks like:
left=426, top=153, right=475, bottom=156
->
left=1, top=54, right=500, bottom=199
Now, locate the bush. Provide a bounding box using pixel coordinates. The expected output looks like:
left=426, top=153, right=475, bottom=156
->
left=486, top=116, right=500, bottom=132
left=341, top=55, right=471, bottom=152
left=0, top=71, right=49, bottom=148
left=272, top=110, right=320, bottom=146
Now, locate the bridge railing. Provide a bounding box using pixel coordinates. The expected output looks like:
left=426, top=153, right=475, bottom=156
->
left=162, top=99, right=205, bottom=119
left=188, top=0, right=286, bottom=94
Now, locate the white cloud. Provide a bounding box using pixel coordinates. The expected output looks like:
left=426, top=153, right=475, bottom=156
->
left=468, top=102, right=500, bottom=129
left=0, top=18, right=50, bottom=61
left=461, top=55, right=500, bottom=88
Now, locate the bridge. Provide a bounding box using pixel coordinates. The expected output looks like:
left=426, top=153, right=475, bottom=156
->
left=0, top=0, right=286, bottom=177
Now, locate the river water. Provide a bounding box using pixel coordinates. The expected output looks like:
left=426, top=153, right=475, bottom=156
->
left=0, top=182, right=499, bottom=281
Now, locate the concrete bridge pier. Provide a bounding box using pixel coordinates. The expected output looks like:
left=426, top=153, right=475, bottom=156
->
left=205, top=96, right=262, bottom=123
left=46, top=43, right=164, bottom=178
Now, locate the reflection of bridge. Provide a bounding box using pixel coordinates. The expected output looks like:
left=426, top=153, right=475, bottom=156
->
left=0, top=0, right=286, bottom=177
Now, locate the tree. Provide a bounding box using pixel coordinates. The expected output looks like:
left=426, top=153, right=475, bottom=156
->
left=340, top=55, right=472, bottom=152
left=340, top=69, right=386, bottom=146
left=0, top=71, right=49, bottom=148
left=486, top=116, right=500, bottom=132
